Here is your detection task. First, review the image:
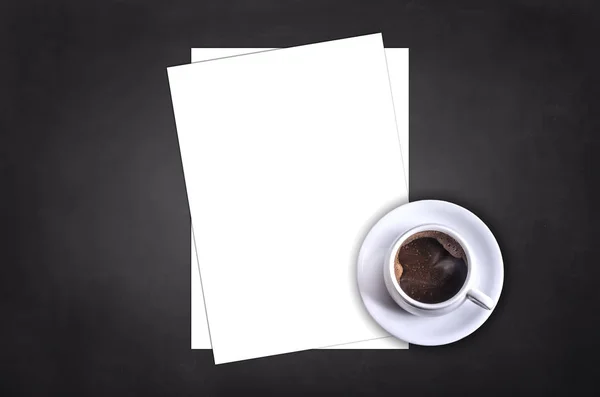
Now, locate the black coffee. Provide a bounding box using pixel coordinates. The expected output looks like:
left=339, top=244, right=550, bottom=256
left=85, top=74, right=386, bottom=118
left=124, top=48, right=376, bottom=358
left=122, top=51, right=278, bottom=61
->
left=394, top=231, right=468, bottom=304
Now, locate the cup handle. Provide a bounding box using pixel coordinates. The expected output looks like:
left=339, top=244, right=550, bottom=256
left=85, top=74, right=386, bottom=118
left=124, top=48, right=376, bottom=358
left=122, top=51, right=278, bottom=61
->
left=466, top=289, right=494, bottom=310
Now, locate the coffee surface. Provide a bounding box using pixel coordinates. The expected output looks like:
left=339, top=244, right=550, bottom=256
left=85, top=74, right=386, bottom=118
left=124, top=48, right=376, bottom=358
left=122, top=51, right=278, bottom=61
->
left=395, top=231, right=468, bottom=304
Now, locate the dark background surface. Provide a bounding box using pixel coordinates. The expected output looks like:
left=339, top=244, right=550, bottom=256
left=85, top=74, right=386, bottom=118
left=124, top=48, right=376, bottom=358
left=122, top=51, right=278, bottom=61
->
left=1, top=0, right=599, bottom=395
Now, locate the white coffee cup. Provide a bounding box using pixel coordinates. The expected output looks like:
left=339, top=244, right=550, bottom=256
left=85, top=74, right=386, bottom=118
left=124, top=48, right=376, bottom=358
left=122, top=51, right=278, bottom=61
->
left=383, top=223, right=494, bottom=317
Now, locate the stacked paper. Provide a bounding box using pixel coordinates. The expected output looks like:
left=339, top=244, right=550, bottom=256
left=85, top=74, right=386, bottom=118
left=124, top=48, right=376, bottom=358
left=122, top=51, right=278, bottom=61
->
left=168, top=34, right=409, bottom=364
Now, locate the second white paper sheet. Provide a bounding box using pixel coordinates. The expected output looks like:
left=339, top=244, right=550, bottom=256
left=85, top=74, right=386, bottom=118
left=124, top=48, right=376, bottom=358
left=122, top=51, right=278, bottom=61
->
left=190, top=48, right=409, bottom=351
left=169, top=34, right=408, bottom=363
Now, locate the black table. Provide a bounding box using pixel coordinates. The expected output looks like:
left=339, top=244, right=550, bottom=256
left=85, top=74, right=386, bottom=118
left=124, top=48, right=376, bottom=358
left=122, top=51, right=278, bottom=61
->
left=2, top=1, right=598, bottom=395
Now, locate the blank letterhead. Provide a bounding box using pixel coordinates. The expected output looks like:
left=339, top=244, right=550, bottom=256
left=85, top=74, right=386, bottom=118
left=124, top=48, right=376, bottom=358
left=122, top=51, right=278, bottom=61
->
left=190, top=47, right=409, bottom=351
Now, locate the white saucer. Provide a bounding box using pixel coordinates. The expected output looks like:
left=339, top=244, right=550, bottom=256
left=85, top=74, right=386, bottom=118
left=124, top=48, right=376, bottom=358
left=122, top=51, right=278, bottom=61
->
left=357, top=200, right=504, bottom=346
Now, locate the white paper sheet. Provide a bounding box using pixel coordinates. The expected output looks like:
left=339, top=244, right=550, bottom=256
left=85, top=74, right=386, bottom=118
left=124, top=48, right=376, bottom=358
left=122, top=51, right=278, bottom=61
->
left=190, top=48, right=409, bottom=351
left=169, top=34, right=409, bottom=363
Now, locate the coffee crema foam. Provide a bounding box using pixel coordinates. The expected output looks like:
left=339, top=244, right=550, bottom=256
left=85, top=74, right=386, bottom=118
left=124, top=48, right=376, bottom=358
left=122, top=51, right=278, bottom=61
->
left=395, top=231, right=468, bottom=304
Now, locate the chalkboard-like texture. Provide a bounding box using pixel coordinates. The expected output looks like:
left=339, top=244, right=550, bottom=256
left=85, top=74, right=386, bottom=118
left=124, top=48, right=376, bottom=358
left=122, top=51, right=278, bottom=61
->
left=1, top=1, right=598, bottom=396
